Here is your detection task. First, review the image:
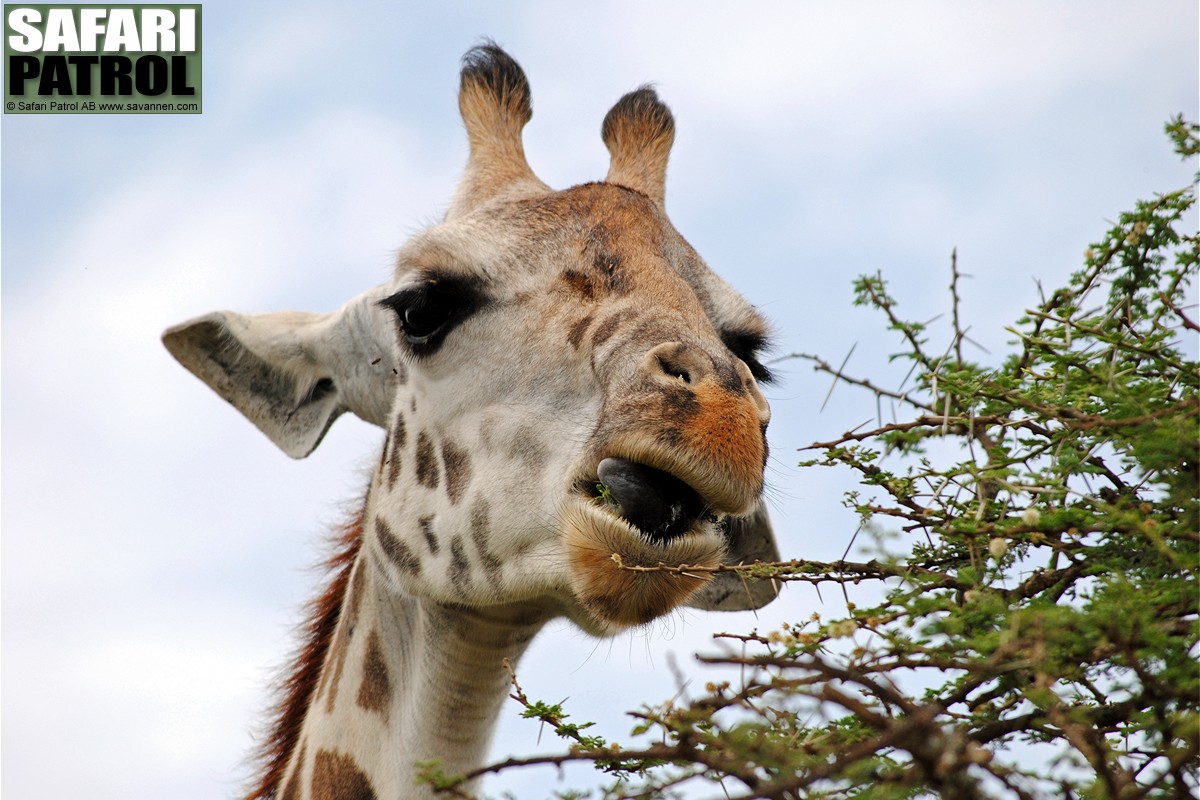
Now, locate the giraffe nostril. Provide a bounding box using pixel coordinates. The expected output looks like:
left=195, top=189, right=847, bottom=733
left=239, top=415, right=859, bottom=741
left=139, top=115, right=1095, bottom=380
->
left=646, top=341, right=709, bottom=388
left=597, top=457, right=706, bottom=542
left=655, top=353, right=692, bottom=384
left=657, top=355, right=696, bottom=383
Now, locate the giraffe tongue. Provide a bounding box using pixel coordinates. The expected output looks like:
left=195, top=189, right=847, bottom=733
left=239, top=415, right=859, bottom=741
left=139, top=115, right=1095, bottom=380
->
left=597, top=457, right=705, bottom=543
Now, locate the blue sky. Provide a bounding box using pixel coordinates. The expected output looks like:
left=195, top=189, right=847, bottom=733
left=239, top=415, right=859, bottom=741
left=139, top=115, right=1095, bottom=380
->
left=3, top=3, right=1197, bottom=798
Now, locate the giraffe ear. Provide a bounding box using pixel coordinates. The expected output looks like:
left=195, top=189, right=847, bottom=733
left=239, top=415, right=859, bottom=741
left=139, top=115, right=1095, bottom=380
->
left=685, top=500, right=781, bottom=611
left=162, top=287, right=399, bottom=459
left=449, top=43, right=548, bottom=217
left=602, top=87, right=675, bottom=208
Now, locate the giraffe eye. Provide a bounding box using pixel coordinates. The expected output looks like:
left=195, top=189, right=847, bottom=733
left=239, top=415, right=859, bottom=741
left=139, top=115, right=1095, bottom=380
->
left=399, top=293, right=456, bottom=340
left=380, top=278, right=481, bottom=357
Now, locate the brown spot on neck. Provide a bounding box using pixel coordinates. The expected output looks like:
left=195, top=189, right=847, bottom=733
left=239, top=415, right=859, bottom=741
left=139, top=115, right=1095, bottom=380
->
left=311, top=749, right=379, bottom=800
left=322, top=559, right=368, bottom=714
left=355, top=629, right=391, bottom=723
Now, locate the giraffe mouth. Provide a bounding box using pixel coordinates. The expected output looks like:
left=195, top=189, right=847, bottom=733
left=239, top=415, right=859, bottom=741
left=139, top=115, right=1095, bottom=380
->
left=581, top=457, right=716, bottom=542
left=560, top=457, right=727, bottom=630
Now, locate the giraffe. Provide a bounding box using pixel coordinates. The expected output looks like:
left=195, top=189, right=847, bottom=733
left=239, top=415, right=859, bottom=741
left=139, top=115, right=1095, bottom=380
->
left=163, top=44, right=780, bottom=800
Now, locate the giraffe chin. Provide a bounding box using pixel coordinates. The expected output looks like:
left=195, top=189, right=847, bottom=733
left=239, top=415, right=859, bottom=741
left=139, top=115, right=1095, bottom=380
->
left=559, top=497, right=726, bottom=631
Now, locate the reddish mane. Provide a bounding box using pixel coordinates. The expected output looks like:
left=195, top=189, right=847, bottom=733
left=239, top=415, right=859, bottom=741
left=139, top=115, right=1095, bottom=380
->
left=245, top=511, right=364, bottom=800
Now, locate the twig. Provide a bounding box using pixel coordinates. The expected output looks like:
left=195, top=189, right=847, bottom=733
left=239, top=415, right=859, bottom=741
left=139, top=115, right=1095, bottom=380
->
left=779, top=352, right=937, bottom=414
left=1161, top=291, right=1200, bottom=332
left=820, top=342, right=857, bottom=412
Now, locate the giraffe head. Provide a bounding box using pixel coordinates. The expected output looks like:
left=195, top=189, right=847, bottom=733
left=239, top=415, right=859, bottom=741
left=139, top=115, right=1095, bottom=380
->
left=164, top=45, right=779, bottom=633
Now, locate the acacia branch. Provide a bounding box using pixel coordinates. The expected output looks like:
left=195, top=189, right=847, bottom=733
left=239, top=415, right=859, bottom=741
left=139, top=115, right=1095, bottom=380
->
left=780, top=352, right=938, bottom=414
left=1161, top=291, right=1200, bottom=332
left=611, top=554, right=969, bottom=590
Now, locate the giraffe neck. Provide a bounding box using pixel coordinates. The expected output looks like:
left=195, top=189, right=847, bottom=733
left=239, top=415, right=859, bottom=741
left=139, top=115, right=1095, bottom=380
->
left=283, top=552, right=552, bottom=799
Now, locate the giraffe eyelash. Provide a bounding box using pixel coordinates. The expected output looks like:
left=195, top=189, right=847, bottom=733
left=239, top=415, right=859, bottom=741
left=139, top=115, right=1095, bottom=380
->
left=721, top=329, right=774, bottom=384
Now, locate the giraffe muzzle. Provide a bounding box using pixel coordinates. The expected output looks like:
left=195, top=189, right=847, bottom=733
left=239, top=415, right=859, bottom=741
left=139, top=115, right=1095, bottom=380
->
left=596, top=457, right=707, bottom=542
left=560, top=447, right=732, bottom=629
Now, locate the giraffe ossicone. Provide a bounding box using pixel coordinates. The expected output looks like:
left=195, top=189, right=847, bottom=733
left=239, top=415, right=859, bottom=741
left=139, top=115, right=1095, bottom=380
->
left=165, top=43, right=780, bottom=800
